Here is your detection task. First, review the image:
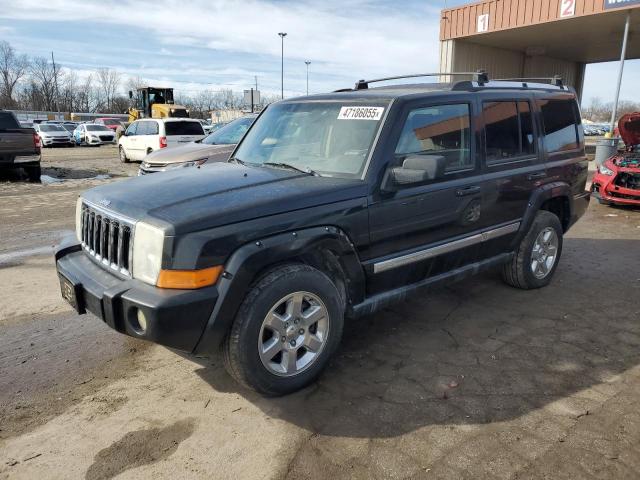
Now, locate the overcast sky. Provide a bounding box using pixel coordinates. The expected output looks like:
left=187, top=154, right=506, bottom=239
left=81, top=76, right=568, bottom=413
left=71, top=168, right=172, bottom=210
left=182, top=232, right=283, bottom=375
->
left=0, top=0, right=637, bottom=105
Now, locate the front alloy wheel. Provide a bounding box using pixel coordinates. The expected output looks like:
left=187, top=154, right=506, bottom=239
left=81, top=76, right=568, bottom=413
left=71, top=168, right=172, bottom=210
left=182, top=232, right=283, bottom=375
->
left=258, top=292, right=330, bottom=376
left=223, top=263, right=344, bottom=396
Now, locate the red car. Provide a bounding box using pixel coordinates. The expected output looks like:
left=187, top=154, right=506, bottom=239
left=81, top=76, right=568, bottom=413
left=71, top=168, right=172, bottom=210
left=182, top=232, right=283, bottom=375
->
left=94, top=117, right=124, bottom=132
left=592, top=112, right=640, bottom=207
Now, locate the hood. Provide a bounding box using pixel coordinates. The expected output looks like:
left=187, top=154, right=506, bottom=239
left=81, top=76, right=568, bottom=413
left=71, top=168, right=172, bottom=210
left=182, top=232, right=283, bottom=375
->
left=83, top=163, right=367, bottom=235
left=144, top=142, right=235, bottom=165
left=618, top=113, right=640, bottom=148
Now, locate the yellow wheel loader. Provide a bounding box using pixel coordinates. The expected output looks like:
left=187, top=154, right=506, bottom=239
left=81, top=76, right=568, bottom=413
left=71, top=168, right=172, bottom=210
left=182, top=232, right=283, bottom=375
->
left=127, top=87, right=189, bottom=122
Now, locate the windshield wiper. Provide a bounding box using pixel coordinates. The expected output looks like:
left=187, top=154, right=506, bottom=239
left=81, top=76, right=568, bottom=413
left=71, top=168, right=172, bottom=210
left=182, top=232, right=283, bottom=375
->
left=263, top=162, right=319, bottom=176
left=228, top=157, right=245, bottom=165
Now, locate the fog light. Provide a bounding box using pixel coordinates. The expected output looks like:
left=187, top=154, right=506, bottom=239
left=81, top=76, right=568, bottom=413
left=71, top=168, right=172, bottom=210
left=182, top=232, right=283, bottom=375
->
left=135, top=309, right=148, bottom=334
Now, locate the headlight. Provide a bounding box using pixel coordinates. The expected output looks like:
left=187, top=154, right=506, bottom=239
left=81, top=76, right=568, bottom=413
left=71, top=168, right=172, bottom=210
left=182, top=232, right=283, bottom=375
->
left=75, top=197, right=83, bottom=241
left=180, top=158, right=209, bottom=168
left=599, top=165, right=614, bottom=176
left=132, top=222, right=165, bottom=285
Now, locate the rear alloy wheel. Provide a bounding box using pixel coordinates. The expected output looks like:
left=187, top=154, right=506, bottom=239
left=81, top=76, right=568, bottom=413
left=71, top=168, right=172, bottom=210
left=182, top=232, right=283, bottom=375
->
left=119, top=146, right=129, bottom=163
left=223, top=264, right=344, bottom=396
left=502, top=210, right=563, bottom=289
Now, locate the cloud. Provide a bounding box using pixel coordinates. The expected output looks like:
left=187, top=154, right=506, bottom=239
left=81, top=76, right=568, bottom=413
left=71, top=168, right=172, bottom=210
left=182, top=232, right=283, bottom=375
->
left=0, top=0, right=444, bottom=89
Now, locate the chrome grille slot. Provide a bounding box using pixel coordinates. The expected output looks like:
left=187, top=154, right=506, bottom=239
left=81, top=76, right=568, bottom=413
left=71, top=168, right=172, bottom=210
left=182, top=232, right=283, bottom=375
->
left=79, top=202, right=134, bottom=277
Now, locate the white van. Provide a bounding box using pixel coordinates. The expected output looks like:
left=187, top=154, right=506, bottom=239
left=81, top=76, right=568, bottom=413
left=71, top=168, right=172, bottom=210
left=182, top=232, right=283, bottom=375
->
left=118, top=118, right=205, bottom=162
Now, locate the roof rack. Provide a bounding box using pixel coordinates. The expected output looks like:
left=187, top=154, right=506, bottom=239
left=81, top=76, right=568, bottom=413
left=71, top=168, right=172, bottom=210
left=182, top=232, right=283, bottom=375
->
left=492, top=76, right=564, bottom=87
left=352, top=70, right=489, bottom=90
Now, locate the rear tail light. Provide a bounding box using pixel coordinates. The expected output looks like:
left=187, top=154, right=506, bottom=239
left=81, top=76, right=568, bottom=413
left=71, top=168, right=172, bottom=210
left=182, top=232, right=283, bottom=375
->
left=159, top=136, right=167, bottom=148
left=33, top=132, right=41, bottom=150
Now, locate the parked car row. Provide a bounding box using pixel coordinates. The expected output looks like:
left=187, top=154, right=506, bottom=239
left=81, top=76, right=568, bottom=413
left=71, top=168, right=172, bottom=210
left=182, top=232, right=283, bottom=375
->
left=31, top=120, right=122, bottom=148
left=583, top=124, right=611, bottom=136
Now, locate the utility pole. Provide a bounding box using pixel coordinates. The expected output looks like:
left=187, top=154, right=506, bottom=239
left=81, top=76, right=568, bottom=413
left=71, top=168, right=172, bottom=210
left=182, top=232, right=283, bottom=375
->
left=51, top=51, right=60, bottom=113
left=610, top=11, right=631, bottom=134
left=305, top=61, right=311, bottom=96
left=278, top=32, right=287, bottom=99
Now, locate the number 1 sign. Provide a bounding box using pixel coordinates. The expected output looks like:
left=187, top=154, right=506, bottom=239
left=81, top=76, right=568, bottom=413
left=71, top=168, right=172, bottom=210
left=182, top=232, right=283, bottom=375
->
left=477, top=13, right=489, bottom=33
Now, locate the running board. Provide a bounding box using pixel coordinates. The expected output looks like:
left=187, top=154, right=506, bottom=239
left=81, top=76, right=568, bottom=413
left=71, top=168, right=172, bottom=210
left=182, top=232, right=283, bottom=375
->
left=350, top=253, right=513, bottom=318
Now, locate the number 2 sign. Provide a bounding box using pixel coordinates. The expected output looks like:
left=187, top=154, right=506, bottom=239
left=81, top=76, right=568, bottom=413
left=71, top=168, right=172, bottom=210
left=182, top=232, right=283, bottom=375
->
left=560, top=0, right=576, bottom=18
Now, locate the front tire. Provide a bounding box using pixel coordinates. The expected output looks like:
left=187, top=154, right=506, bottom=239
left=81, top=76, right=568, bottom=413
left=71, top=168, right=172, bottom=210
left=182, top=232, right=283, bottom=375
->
left=223, top=264, right=344, bottom=396
left=119, top=146, right=129, bottom=163
left=502, top=210, right=563, bottom=289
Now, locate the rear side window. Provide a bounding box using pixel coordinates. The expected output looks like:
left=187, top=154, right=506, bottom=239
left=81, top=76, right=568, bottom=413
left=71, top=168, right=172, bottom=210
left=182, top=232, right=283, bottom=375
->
left=539, top=98, right=579, bottom=154
left=0, top=112, right=20, bottom=129
left=165, top=121, right=204, bottom=136
left=483, top=100, right=536, bottom=163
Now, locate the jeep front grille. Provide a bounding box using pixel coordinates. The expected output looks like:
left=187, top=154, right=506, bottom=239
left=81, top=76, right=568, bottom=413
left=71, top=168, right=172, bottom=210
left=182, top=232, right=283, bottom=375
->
left=79, top=202, right=134, bottom=276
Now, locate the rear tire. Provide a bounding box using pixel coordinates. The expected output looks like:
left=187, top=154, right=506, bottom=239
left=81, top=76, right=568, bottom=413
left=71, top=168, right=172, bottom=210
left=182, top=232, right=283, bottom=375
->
left=119, top=146, right=129, bottom=163
left=26, top=165, right=41, bottom=183
left=501, top=210, right=563, bottom=290
left=223, top=264, right=344, bottom=396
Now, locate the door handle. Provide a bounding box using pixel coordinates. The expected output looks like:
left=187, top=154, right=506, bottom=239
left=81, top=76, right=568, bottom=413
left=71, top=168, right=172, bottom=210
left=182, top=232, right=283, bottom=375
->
left=527, top=172, right=547, bottom=180
left=456, top=186, right=481, bottom=197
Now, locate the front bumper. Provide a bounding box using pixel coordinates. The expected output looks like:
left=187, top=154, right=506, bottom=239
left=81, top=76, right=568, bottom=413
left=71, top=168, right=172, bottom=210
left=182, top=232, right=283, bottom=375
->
left=55, top=239, right=218, bottom=352
left=86, top=136, right=116, bottom=145
left=41, top=137, right=74, bottom=146
left=592, top=173, right=640, bottom=206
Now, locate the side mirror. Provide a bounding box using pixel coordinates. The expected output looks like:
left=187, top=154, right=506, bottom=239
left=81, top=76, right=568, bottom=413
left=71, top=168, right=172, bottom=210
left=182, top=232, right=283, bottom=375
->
left=382, top=154, right=446, bottom=191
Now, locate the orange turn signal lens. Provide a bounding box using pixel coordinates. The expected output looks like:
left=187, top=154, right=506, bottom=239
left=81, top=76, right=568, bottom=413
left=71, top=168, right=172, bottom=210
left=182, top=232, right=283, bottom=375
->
left=156, top=266, right=223, bottom=289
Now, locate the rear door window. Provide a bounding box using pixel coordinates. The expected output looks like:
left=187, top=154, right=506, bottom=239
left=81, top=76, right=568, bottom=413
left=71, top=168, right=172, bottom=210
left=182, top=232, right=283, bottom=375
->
left=165, top=121, right=204, bottom=136
left=539, top=98, right=579, bottom=154
left=483, top=100, right=536, bottom=163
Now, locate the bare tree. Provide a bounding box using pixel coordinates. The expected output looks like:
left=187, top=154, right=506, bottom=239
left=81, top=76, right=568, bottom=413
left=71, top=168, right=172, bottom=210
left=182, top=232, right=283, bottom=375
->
left=0, top=41, right=29, bottom=108
left=29, top=56, right=61, bottom=111
left=76, top=73, right=95, bottom=112
left=96, top=67, right=121, bottom=112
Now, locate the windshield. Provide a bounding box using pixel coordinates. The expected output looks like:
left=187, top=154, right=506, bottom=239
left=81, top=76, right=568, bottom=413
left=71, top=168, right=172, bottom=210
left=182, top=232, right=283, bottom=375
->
left=61, top=124, right=76, bottom=133
left=86, top=125, right=112, bottom=132
left=102, top=119, right=121, bottom=126
left=40, top=125, right=65, bottom=132
left=203, top=116, right=255, bottom=145
left=233, top=102, right=387, bottom=178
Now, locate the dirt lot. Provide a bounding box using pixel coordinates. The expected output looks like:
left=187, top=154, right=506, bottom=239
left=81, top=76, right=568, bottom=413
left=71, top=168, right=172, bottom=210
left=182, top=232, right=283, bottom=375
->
left=1, top=146, right=639, bottom=479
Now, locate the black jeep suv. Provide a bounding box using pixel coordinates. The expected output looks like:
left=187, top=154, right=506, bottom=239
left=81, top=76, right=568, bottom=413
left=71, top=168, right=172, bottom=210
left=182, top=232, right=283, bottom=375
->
left=56, top=74, right=589, bottom=395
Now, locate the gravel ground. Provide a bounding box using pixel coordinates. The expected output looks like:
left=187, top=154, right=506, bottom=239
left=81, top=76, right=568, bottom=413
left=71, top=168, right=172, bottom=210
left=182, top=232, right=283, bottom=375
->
left=0, top=146, right=639, bottom=480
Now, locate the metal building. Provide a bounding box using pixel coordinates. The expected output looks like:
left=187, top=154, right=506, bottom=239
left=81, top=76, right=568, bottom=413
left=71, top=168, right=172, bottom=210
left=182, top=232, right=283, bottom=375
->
left=439, top=0, right=640, bottom=100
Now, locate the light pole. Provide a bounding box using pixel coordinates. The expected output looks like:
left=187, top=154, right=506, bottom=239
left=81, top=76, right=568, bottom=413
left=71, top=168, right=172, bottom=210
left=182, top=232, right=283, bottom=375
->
left=278, top=32, right=287, bottom=99
left=305, top=61, right=311, bottom=96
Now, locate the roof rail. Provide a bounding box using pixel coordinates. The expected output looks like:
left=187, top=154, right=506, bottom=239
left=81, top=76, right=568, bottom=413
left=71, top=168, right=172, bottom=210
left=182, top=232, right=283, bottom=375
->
left=492, top=76, right=564, bottom=87
left=353, top=70, right=489, bottom=90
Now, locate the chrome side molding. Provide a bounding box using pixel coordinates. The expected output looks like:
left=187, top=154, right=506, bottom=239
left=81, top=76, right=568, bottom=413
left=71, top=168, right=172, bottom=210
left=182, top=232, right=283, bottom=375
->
left=373, top=222, right=520, bottom=274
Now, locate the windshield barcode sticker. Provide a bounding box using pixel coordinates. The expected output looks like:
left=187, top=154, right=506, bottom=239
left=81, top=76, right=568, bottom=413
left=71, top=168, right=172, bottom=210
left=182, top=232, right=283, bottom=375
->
left=338, top=106, right=384, bottom=120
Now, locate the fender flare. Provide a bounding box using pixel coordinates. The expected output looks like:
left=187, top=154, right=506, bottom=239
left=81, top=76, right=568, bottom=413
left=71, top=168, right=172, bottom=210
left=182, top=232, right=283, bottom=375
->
left=192, top=225, right=365, bottom=354
left=514, top=181, right=571, bottom=245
